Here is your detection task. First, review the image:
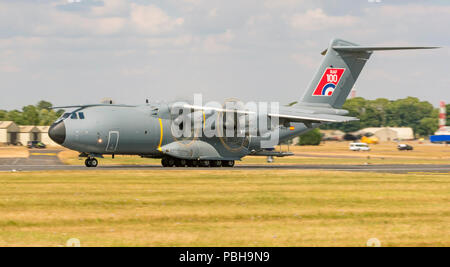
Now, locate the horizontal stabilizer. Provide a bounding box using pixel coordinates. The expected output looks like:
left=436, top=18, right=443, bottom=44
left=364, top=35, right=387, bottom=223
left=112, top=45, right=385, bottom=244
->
left=321, top=45, right=439, bottom=55
left=333, top=46, right=440, bottom=52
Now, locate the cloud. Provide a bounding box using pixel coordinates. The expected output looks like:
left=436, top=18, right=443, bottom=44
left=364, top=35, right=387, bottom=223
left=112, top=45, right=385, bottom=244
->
left=0, top=1, right=184, bottom=37
left=289, top=8, right=359, bottom=31
left=291, top=53, right=320, bottom=69
left=91, top=0, right=130, bottom=17
left=130, top=4, right=184, bottom=35
left=264, top=0, right=305, bottom=9
left=0, top=1, right=448, bottom=109
left=203, top=29, right=235, bottom=53
left=0, top=64, right=20, bottom=73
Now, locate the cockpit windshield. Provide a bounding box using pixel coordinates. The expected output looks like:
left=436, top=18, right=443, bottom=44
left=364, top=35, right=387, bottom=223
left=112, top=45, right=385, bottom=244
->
left=54, top=113, right=70, bottom=123
left=56, top=112, right=85, bottom=123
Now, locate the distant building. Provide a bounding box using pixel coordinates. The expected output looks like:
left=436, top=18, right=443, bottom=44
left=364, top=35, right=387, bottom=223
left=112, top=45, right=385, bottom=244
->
left=18, top=126, right=40, bottom=145
left=434, top=127, right=450, bottom=135
left=0, top=121, right=20, bottom=145
left=0, top=122, right=61, bottom=146
left=320, top=129, right=345, bottom=141
left=36, top=126, right=59, bottom=146
left=356, top=127, right=414, bottom=141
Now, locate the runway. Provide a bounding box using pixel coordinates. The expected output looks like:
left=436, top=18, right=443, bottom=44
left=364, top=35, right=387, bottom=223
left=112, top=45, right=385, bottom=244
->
left=3, top=164, right=450, bottom=173
left=0, top=149, right=449, bottom=173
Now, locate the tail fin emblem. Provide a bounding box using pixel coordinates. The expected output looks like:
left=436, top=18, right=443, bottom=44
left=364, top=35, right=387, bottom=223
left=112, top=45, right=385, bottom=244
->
left=312, top=68, right=345, bottom=96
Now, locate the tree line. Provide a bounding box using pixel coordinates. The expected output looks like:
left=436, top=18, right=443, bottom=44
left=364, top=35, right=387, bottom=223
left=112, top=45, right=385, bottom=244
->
left=0, top=101, right=64, bottom=126
left=320, top=97, right=440, bottom=137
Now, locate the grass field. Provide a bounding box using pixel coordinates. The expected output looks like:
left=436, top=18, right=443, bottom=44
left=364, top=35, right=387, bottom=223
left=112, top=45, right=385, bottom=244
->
left=0, top=170, right=448, bottom=247
left=58, top=141, right=450, bottom=166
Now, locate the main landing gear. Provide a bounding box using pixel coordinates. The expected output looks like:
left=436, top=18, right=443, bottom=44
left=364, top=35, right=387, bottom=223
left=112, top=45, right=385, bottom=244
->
left=85, top=157, right=98, bottom=168
left=161, top=157, right=235, bottom=168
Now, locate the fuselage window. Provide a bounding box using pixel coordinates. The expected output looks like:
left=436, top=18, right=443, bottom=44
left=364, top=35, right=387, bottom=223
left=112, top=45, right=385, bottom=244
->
left=71, top=113, right=78, bottom=119
left=78, top=112, right=85, bottom=119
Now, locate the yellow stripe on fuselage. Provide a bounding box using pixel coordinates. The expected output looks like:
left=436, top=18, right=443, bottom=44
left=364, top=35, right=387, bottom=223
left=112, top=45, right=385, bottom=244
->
left=158, top=118, right=163, bottom=151
left=203, top=111, right=206, bottom=128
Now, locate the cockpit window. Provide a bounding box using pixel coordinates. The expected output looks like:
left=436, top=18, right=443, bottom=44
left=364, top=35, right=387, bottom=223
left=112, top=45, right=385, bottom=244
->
left=62, top=113, right=71, bottom=119
left=70, top=113, right=78, bottom=119
left=78, top=112, right=85, bottom=119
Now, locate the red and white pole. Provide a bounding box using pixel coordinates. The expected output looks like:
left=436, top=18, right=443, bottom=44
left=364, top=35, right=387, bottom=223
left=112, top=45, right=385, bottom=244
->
left=439, top=101, right=446, bottom=130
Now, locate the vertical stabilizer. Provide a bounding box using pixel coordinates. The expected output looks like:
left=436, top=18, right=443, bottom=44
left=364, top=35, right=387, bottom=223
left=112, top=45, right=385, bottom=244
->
left=300, top=38, right=438, bottom=108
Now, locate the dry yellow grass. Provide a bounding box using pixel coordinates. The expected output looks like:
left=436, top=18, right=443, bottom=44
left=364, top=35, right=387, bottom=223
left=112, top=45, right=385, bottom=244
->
left=0, top=170, right=448, bottom=247
left=285, top=141, right=450, bottom=159
left=0, top=146, right=29, bottom=158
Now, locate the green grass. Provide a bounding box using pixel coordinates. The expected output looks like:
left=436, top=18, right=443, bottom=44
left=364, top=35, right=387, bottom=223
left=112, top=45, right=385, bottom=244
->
left=0, top=170, right=449, bottom=247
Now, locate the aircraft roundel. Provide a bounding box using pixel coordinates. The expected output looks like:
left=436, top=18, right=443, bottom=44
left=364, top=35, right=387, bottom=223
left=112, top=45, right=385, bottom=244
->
left=312, top=68, right=345, bottom=96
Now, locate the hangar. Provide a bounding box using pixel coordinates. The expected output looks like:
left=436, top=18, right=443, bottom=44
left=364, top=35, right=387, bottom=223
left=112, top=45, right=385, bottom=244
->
left=18, top=126, right=40, bottom=145
left=320, top=130, right=345, bottom=141
left=0, top=121, right=20, bottom=145
left=36, top=126, right=59, bottom=146
left=357, top=127, right=414, bottom=141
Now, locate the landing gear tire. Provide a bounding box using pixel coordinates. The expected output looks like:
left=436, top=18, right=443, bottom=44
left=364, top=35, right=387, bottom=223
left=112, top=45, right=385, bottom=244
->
left=85, top=158, right=98, bottom=168
left=199, top=160, right=210, bottom=167
left=211, top=160, right=222, bottom=168
left=90, top=158, right=98, bottom=168
left=161, top=158, right=168, bottom=167
left=222, top=160, right=235, bottom=168
left=175, top=159, right=187, bottom=167
left=166, top=158, right=175, bottom=167
left=187, top=160, right=199, bottom=167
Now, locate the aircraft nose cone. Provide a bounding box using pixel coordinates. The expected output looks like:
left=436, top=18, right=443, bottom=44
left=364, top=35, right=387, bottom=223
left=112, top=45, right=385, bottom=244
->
left=49, top=121, right=66, bottom=145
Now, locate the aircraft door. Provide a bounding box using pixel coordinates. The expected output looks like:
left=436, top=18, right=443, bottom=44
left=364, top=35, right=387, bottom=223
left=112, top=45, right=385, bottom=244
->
left=106, top=131, right=119, bottom=152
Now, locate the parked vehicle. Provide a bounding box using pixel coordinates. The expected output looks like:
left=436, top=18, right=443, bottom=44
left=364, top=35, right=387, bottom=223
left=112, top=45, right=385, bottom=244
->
left=349, top=143, right=371, bottom=151
left=343, top=133, right=359, bottom=141
left=27, top=141, right=46, bottom=149
left=397, top=144, right=413, bottom=151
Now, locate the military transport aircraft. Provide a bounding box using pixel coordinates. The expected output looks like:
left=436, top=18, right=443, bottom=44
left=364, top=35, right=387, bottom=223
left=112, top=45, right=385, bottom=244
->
left=49, top=39, right=437, bottom=168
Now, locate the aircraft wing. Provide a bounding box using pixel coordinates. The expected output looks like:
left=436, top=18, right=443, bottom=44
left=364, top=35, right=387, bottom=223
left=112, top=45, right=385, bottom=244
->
left=52, top=104, right=137, bottom=109
left=174, top=104, right=254, bottom=115
left=268, top=112, right=359, bottom=125
left=176, top=104, right=357, bottom=125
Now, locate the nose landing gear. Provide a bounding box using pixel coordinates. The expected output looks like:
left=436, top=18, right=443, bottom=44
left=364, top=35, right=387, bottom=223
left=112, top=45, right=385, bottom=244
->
left=85, top=158, right=98, bottom=168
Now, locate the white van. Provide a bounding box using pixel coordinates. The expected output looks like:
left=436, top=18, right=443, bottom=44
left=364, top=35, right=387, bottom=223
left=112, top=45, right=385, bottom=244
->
left=349, top=143, right=371, bottom=151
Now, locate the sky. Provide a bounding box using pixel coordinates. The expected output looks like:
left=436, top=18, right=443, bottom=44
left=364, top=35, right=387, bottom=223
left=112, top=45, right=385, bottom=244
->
left=0, top=0, right=449, bottom=110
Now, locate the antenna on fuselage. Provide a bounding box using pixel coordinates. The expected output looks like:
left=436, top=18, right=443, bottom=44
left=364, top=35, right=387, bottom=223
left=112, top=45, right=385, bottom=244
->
left=100, top=98, right=115, bottom=105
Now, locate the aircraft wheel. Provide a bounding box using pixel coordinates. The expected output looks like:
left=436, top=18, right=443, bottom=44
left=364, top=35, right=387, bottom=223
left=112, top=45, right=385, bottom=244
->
left=175, top=159, right=187, bottom=167
left=222, top=160, right=235, bottom=167
left=200, top=160, right=210, bottom=167
left=186, top=160, right=196, bottom=167
left=166, top=158, right=175, bottom=167
left=189, top=160, right=199, bottom=167
left=161, top=158, right=168, bottom=167
left=85, top=158, right=91, bottom=167
left=90, top=158, right=98, bottom=168
left=211, top=160, right=222, bottom=167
